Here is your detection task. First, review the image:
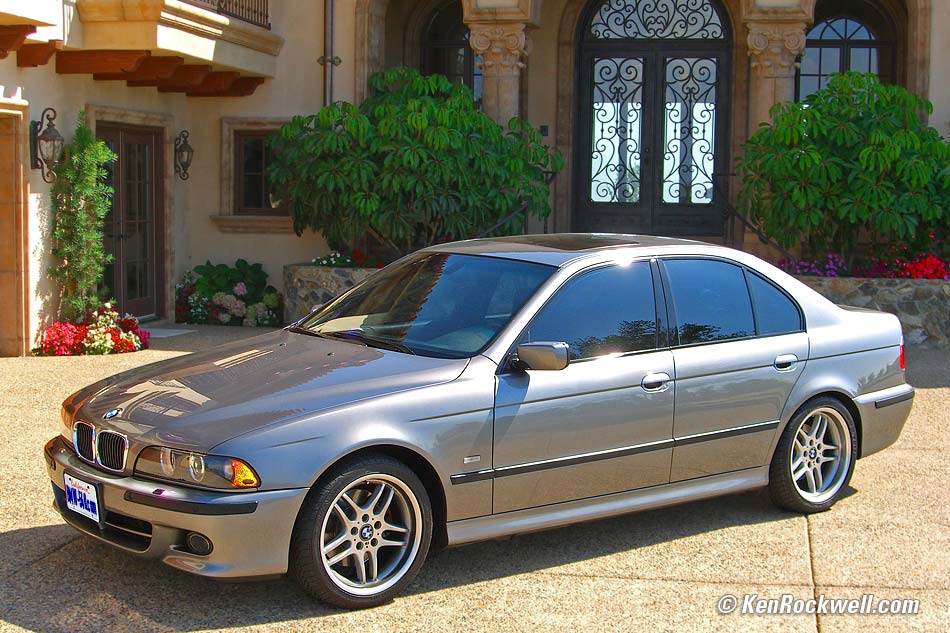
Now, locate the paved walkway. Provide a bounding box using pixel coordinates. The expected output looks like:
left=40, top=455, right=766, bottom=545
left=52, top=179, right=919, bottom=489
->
left=0, top=325, right=946, bottom=632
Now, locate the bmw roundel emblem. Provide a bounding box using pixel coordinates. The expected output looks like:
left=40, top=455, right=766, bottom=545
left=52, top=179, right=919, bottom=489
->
left=103, top=408, right=122, bottom=420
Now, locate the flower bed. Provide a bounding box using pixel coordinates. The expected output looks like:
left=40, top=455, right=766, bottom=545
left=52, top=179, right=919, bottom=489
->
left=175, top=260, right=283, bottom=327
left=36, top=305, right=150, bottom=356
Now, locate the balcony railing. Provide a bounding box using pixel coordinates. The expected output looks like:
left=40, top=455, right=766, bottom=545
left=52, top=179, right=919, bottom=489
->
left=184, top=0, right=270, bottom=29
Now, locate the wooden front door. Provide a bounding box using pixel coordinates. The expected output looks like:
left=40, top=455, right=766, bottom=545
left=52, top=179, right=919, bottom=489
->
left=98, top=125, right=164, bottom=318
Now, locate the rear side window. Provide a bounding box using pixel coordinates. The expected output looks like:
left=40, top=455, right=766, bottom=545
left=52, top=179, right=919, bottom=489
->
left=747, top=273, right=803, bottom=335
left=523, top=262, right=658, bottom=360
left=663, top=259, right=755, bottom=345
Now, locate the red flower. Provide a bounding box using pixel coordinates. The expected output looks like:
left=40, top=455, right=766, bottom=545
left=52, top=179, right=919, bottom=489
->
left=39, top=322, right=87, bottom=356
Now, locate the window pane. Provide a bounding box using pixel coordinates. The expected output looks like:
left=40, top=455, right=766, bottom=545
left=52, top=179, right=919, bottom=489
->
left=525, top=263, right=657, bottom=360
left=664, top=259, right=754, bottom=344
left=662, top=57, right=717, bottom=205
left=747, top=273, right=802, bottom=336
left=820, top=47, right=841, bottom=75
left=590, top=57, right=643, bottom=203
left=242, top=136, right=264, bottom=173
left=243, top=175, right=263, bottom=209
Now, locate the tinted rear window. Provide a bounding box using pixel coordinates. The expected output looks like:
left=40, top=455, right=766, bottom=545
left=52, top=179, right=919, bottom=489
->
left=747, top=272, right=803, bottom=335
left=664, top=259, right=755, bottom=345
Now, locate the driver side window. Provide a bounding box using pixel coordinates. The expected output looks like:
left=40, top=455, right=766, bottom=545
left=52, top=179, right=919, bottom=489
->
left=522, top=262, right=658, bottom=360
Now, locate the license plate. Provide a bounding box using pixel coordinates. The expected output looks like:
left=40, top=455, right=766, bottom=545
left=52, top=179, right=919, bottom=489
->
left=64, top=473, right=100, bottom=523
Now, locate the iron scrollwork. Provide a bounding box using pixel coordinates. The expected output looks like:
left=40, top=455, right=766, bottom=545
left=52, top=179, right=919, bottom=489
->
left=662, top=57, right=717, bottom=205
left=590, top=0, right=725, bottom=40
left=589, top=57, right=644, bottom=204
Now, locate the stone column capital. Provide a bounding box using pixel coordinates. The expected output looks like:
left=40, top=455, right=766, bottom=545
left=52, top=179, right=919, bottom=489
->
left=745, top=20, right=808, bottom=78
left=468, top=21, right=529, bottom=76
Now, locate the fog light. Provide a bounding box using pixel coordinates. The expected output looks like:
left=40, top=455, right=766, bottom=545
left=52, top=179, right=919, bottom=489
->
left=186, top=531, right=213, bottom=556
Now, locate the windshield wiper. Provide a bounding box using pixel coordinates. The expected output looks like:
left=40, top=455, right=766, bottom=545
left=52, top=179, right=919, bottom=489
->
left=286, top=325, right=331, bottom=339
left=323, top=330, right=417, bottom=355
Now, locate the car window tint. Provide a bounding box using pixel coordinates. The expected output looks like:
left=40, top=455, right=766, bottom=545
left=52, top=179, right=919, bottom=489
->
left=747, top=273, right=802, bottom=335
left=524, top=262, right=657, bottom=360
left=664, top=259, right=755, bottom=345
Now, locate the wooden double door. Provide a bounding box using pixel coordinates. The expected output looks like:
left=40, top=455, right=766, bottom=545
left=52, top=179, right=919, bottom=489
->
left=98, top=125, right=164, bottom=318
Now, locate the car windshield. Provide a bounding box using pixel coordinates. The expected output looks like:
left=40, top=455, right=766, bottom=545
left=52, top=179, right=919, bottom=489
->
left=295, top=253, right=555, bottom=358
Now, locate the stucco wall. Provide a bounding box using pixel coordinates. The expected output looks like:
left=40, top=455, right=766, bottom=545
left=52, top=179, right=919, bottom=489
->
left=0, top=1, right=333, bottom=347
left=929, top=1, right=950, bottom=136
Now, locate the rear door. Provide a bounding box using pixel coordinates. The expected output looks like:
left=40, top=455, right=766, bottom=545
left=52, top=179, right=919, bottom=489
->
left=492, top=260, right=675, bottom=513
left=659, top=258, right=808, bottom=481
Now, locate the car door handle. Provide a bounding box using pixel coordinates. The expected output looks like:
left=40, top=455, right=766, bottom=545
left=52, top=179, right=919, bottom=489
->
left=641, top=372, right=672, bottom=392
left=774, top=354, right=799, bottom=371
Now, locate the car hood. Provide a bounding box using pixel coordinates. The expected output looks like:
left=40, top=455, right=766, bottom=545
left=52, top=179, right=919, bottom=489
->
left=75, top=329, right=469, bottom=451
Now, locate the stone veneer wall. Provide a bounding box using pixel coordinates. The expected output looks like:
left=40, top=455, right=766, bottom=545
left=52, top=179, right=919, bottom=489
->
left=284, top=265, right=377, bottom=323
left=284, top=265, right=949, bottom=348
left=797, top=277, right=949, bottom=348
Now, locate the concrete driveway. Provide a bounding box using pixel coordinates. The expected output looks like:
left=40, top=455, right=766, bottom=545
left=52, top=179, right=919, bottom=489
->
left=1, top=325, right=947, bottom=632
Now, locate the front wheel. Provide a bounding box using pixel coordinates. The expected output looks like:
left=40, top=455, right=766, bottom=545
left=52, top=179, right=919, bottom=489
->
left=290, top=454, right=432, bottom=608
left=769, top=397, right=857, bottom=513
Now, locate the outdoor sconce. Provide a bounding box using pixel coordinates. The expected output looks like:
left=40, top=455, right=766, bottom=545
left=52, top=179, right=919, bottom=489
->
left=174, top=130, right=194, bottom=180
left=30, top=107, right=64, bottom=184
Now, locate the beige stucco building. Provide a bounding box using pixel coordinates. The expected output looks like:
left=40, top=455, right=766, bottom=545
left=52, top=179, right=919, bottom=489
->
left=1, top=0, right=946, bottom=355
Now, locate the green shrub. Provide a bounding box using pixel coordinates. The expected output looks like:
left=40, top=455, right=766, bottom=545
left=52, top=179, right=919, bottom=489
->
left=267, top=67, right=564, bottom=257
left=175, top=260, right=282, bottom=327
left=48, top=113, right=116, bottom=321
left=737, top=72, right=950, bottom=258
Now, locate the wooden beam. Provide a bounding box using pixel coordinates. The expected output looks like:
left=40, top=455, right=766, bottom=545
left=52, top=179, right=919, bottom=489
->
left=0, top=25, right=36, bottom=59
left=129, top=64, right=210, bottom=89
left=174, top=71, right=239, bottom=95
left=93, top=55, right=184, bottom=82
left=56, top=50, right=150, bottom=74
left=16, top=38, right=62, bottom=67
left=188, top=76, right=266, bottom=97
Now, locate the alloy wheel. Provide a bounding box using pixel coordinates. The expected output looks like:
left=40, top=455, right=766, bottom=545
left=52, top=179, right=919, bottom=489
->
left=789, top=407, right=853, bottom=504
left=318, top=473, right=422, bottom=596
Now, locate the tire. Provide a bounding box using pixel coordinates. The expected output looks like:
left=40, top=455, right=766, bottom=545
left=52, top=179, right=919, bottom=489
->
left=769, top=396, right=858, bottom=513
left=290, top=453, right=432, bottom=609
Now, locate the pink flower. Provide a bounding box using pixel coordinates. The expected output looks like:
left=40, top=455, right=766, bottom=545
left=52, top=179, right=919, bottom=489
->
left=233, top=282, right=247, bottom=297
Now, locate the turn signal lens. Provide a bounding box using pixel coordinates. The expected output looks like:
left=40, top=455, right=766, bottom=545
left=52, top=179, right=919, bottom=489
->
left=230, top=459, right=259, bottom=488
left=134, top=447, right=261, bottom=490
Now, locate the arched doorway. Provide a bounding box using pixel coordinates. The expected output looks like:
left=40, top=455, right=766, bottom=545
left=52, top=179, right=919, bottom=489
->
left=573, top=0, right=732, bottom=236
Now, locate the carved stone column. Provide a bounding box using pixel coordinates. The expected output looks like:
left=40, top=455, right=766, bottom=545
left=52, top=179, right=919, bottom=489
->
left=468, top=22, right=529, bottom=125
left=745, top=21, right=808, bottom=133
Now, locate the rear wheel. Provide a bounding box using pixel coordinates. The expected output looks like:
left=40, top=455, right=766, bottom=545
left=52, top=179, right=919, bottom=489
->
left=769, top=397, right=857, bottom=513
left=290, top=454, right=432, bottom=608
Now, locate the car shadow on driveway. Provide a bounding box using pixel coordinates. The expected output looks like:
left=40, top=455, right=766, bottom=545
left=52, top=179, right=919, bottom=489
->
left=0, top=488, right=820, bottom=632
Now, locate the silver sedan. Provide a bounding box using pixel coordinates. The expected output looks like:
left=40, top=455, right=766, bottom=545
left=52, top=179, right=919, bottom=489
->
left=44, top=234, right=914, bottom=608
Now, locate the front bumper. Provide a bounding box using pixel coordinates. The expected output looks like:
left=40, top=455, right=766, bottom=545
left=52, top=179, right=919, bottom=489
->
left=44, top=436, right=309, bottom=579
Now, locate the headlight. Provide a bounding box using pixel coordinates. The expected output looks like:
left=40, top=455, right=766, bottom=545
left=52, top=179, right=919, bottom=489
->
left=134, top=447, right=260, bottom=489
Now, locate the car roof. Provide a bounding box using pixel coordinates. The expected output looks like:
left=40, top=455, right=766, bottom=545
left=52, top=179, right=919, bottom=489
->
left=425, top=233, right=713, bottom=266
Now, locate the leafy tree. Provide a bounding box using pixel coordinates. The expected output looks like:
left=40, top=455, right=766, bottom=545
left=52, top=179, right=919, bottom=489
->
left=737, top=72, right=950, bottom=259
left=268, top=67, right=564, bottom=256
left=48, top=113, right=116, bottom=321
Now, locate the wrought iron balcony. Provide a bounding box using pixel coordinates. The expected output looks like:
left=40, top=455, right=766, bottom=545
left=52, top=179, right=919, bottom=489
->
left=184, top=0, right=270, bottom=30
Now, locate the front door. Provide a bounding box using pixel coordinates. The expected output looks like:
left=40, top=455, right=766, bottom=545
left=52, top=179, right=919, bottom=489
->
left=98, top=126, right=163, bottom=318
left=492, top=261, right=674, bottom=513
left=574, top=0, right=731, bottom=237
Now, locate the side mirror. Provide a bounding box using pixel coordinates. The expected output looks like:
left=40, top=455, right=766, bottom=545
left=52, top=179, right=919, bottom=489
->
left=515, top=342, right=569, bottom=371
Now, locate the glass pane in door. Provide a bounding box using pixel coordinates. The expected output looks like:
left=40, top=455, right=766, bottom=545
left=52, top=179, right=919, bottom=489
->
left=662, top=57, right=717, bottom=205
left=124, top=140, right=152, bottom=303
left=590, top=57, right=644, bottom=203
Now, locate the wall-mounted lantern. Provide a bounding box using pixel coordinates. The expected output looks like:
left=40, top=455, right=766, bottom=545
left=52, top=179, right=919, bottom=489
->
left=30, top=107, right=64, bottom=183
left=174, top=130, right=193, bottom=180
